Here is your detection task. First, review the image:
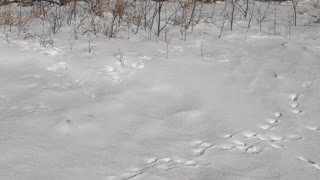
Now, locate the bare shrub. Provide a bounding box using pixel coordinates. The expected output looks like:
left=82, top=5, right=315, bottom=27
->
left=0, top=6, right=16, bottom=32
left=179, top=0, right=198, bottom=40
left=105, top=0, right=130, bottom=38
left=255, top=2, right=271, bottom=31
left=43, top=4, right=67, bottom=34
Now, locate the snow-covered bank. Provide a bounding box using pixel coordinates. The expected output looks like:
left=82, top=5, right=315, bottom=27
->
left=1, top=0, right=320, bottom=179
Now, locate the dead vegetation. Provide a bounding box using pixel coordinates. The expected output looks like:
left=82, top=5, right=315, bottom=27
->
left=0, top=0, right=318, bottom=41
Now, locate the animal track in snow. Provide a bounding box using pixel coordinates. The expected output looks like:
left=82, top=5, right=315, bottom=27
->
left=217, top=144, right=235, bottom=150
left=289, top=103, right=299, bottom=108
left=267, top=118, right=278, bottom=124
left=259, top=124, right=273, bottom=130
left=302, top=82, right=312, bottom=89
left=257, top=134, right=271, bottom=141
left=144, top=157, right=158, bottom=164
left=231, top=139, right=246, bottom=146
left=226, top=138, right=262, bottom=154
left=123, top=171, right=144, bottom=179
left=297, top=156, right=320, bottom=170
left=190, top=140, right=204, bottom=146
left=305, top=126, right=320, bottom=131
left=268, top=134, right=284, bottom=142
left=285, top=134, right=302, bottom=140
left=172, top=157, right=186, bottom=164
left=269, top=143, right=287, bottom=150
left=314, top=164, right=320, bottom=170
left=256, top=134, right=284, bottom=142
left=274, top=112, right=282, bottom=118
left=289, top=93, right=299, bottom=101
left=221, top=129, right=247, bottom=139
left=245, top=146, right=262, bottom=154
left=222, top=134, right=233, bottom=139
left=199, top=142, right=213, bottom=149
left=288, top=93, right=305, bottom=114
left=111, top=139, right=215, bottom=179
left=242, top=131, right=257, bottom=138
left=218, top=133, right=264, bottom=154
left=291, top=109, right=303, bottom=114
left=159, top=157, right=173, bottom=163
left=185, top=160, right=197, bottom=166
left=217, top=107, right=304, bottom=155
left=191, top=148, right=205, bottom=156
left=191, top=141, right=213, bottom=156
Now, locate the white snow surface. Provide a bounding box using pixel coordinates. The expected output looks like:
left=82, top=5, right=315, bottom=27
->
left=1, top=1, right=320, bottom=180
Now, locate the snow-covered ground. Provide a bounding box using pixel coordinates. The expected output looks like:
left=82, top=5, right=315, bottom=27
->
left=1, top=0, right=320, bottom=179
